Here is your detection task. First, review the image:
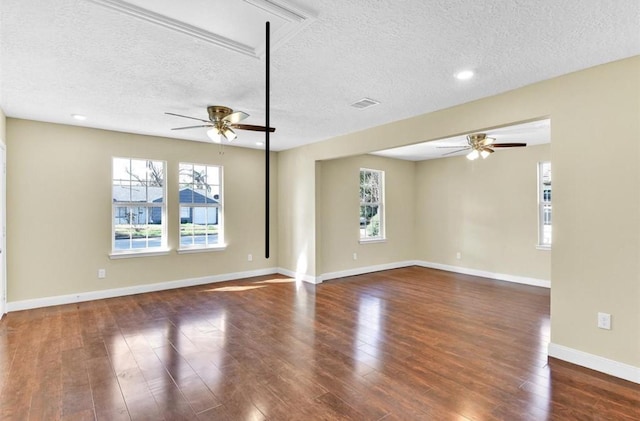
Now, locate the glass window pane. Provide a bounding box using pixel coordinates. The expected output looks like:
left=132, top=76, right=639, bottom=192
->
left=146, top=225, right=162, bottom=244
left=209, top=166, right=220, bottom=185
left=179, top=183, right=193, bottom=204
left=112, top=183, right=131, bottom=202
left=210, top=186, right=220, bottom=202
left=113, top=158, right=131, bottom=183
left=180, top=214, right=195, bottom=246
left=180, top=206, right=190, bottom=221
left=148, top=185, right=163, bottom=204
left=114, top=207, right=132, bottom=250
left=129, top=181, right=145, bottom=202
left=195, top=189, right=208, bottom=204
left=179, top=163, right=193, bottom=184
left=148, top=160, right=164, bottom=187
left=181, top=234, right=194, bottom=246
left=130, top=159, right=147, bottom=183
left=149, top=206, right=162, bottom=225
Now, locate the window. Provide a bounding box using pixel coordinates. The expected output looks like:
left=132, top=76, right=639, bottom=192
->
left=112, top=158, right=166, bottom=253
left=538, top=161, right=552, bottom=248
left=179, top=163, right=223, bottom=249
left=360, top=168, right=385, bottom=241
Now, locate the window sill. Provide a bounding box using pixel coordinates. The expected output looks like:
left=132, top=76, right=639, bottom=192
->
left=536, top=245, right=552, bottom=251
left=177, top=244, right=227, bottom=254
left=109, top=248, right=171, bottom=259
left=359, top=238, right=387, bottom=245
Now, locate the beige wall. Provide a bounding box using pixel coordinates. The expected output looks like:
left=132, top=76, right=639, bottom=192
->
left=6, top=119, right=278, bottom=302
left=277, top=56, right=640, bottom=368
left=277, top=148, right=317, bottom=277
left=416, top=144, right=551, bottom=280
left=318, top=154, right=415, bottom=275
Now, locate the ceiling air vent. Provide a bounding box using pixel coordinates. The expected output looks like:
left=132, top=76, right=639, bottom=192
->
left=350, top=98, right=380, bottom=109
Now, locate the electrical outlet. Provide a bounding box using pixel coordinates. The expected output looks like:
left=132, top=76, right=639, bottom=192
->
left=97, top=269, right=106, bottom=279
left=597, top=312, right=611, bottom=330
left=248, top=254, right=253, bottom=262
left=353, top=253, right=357, bottom=260
left=456, top=252, right=461, bottom=260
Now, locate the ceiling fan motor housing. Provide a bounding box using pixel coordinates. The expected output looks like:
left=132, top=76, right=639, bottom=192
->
left=207, top=105, right=233, bottom=122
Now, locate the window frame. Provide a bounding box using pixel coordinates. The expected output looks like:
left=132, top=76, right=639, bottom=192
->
left=359, top=168, right=385, bottom=243
left=110, top=157, right=168, bottom=258
left=177, top=162, right=225, bottom=252
left=537, top=161, right=552, bottom=249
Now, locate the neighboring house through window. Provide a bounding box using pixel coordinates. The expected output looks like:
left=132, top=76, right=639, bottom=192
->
left=179, top=163, right=223, bottom=249
left=538, top=161, right=552, bottom=248
left=360, top=168, right=385, bottom=241
left=112, top=158, right=166, bottom=253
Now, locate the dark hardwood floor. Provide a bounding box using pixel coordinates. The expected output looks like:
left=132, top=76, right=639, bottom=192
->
left=0, top=266, right=638, bottom=420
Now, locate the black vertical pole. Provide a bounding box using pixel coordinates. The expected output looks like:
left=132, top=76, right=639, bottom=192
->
left=265, top=21, right=270, bottom=259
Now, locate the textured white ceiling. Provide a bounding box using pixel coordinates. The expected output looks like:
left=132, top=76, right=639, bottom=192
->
left=1, top=1, right=639, bottom=152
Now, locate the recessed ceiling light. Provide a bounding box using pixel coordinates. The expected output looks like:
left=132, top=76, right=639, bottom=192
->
left=455, top=70, right=474, bottom=80
left=71, top=114, right=87, bottom=121
left=256, top=141, right=264, bottom=146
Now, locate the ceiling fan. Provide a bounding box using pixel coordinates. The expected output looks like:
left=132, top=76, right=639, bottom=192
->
left=438, top=133, right=526, bottom=160
left=166, top=105, right=275, bottom=143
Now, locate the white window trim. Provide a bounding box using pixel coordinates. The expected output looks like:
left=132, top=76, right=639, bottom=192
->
left=359, top=168, right=385, bottom=241
left=112, top=158, right=168, bottom=255
left=109, top=248, right=171, bottom=259
left=177, top=244, right=228, bottom=254
left=359, top=238, right=387, bottom=245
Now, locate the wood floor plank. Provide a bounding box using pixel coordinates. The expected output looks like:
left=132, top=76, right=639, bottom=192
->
left=0, top=267, right=638, bottom=420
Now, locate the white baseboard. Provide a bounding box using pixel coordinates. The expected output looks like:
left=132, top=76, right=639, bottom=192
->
left=276, top=267, right=321, bottom=284
left=415, top=260, right=551, bottom=288
left=319, top=260, right=416, bottom=282
left=6, top=267, right=279, bottom=312
left=5, top=261, right=549, bottom=312
left=548, top=343, right=640, bottom=384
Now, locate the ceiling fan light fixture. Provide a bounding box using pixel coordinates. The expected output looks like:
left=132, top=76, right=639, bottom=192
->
left=207, top=128, right=222, bottom=143
left=222, top=126, right=237, bottom=141
left=466, top=149, right=480, bottom=160
left=480, top=149, right=491, bottom=159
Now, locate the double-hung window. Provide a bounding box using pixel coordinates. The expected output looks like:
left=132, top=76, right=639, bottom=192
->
left=179, top=163, right=223, bottom=249
left=112, top=158, right=166, bottom=254
left=359, top=168, right=385, bottom=241
left=538, top=161, right=552, bottom=248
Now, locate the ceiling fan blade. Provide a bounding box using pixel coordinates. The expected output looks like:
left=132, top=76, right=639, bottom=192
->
left=165, top=112, right=211, bottom=123
left=436, top=145, right=467, bottom=148
left=223, top=111, right=250, bottom=124
left=232, top=123, right=276, bottom=133
left=443, top=147, right=469, bottom=156
left=479, top=137, right=495, bottom=146
left=171, top=124, right=213, bottom=130
left=492, top=143, right=527, bottom=147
